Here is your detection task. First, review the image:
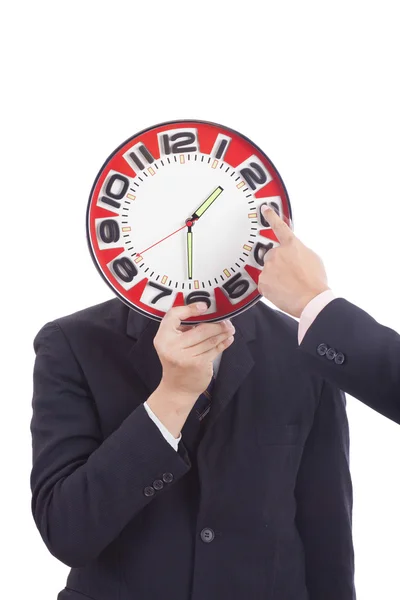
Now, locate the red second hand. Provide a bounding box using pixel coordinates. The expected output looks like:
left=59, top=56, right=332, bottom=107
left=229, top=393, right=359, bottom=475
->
left=138, top=223, right=188, bottom=255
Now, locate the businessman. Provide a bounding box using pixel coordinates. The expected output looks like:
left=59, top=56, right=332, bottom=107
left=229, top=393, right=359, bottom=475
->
left=259, top=205, right=400, bottom=424
left=31, top=297, right=355, bottom=600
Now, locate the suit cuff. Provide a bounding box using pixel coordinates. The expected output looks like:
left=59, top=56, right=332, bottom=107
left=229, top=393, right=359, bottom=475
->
left=298, top=290, right=336, bottom=344
left=143, top=401, right=182, bottom=452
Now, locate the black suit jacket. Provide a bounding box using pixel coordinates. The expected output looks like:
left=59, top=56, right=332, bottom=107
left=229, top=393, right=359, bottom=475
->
left=300, top=297, right=400, bottom=424
left=31, top=298, right=355, bottom=600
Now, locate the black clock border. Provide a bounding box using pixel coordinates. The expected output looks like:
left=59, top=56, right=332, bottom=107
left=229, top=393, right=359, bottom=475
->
left=86, top=118, right=293, bottom=323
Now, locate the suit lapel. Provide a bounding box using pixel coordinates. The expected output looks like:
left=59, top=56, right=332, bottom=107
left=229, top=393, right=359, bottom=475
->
left=125, top=306, right=257, bottom=424
left=207, top=308, right=256, bottom=429
left=126, top=310, right=162, bottom=396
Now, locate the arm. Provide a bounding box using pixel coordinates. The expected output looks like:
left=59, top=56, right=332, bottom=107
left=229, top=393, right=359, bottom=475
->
left=256, top=206, right=400, bottom=424
left=295, top=381, right=355, bottom=600
left=299, top=297, right=400, bottom=424
left=30, top=322, right=191, bottom=568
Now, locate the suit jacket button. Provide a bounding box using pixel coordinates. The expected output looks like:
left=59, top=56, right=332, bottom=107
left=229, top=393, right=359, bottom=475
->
left=153, top=479, right=164, bottom=491
left=317, top=343, right=328, bottom=356
left=144, top=486, right=155, bottom=497
left=326, top=347, right=337, bottom=361
left=335, top=352, right=345, bottom=365
left=200, top=528, right=215, bottom=543
left=162, top=472, right=174, bottom=484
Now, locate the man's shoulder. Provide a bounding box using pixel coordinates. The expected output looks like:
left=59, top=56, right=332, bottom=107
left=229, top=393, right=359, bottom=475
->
left=253, top=300, right=299, bottom=339
left=35, top=298, right=130, bottom=343
left=57, top=297, right=126, bottom=327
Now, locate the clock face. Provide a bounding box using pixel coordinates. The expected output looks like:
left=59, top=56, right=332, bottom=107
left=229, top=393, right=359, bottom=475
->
left=87, top=120, right=292, bottom=323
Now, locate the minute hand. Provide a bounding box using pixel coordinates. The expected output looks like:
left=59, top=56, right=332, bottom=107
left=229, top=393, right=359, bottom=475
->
left=191, top=186, right=224, bottom=220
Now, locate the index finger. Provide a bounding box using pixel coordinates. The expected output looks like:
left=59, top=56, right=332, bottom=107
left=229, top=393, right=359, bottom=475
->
left=261, top=206, right=294, bottom=244
left=161, top=302, right=208, bottom=332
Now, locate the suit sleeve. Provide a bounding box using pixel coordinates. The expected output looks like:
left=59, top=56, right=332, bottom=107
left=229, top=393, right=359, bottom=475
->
left=30, top=321, right=191, bottom=568
left=295, top=382, right=355, bottom=600
left=299, top=297, right=400, bottom=424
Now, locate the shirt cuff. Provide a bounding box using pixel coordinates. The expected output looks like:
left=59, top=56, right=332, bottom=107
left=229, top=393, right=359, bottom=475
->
left=298, top=289, right=336, bottom=344
left=143, top=401, right=182, bottom=452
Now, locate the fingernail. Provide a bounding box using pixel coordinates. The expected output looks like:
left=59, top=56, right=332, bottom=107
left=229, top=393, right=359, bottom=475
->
left=196, top=302, right=208, bottom=312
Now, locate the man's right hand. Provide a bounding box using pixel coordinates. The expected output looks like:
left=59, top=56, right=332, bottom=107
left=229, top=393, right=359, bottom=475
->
left=146, top=303, right=235, bottom=438
left=154, top=302, right=235, bottom=401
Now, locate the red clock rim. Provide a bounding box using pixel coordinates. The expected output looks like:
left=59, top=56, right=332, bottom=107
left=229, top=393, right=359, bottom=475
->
left=86, top=118, right=292, bottom=323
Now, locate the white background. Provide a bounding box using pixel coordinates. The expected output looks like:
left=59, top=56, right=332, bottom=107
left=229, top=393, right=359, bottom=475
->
left=1, top=1, right=400, bottom=598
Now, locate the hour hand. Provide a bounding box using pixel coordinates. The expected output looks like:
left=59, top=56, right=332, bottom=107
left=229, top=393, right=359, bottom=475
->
left=191, top=186, right=223, bottom=220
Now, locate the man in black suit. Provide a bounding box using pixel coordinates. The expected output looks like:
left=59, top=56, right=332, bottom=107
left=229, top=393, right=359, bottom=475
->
left=259, top=205, right=400, bottom=424
left=31, top=298, right=355, bottom=599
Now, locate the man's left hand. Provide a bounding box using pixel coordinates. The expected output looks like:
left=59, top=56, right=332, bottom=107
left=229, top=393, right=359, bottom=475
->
left=258, top=206, right=330, bottom=318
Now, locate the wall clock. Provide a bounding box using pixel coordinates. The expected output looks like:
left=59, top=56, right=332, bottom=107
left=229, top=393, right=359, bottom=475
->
left=86, top=119, right=292, bottom=323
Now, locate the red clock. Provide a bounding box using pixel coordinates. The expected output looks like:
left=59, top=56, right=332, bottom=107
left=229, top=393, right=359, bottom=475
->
left=86, top=120, right=292, bottom=323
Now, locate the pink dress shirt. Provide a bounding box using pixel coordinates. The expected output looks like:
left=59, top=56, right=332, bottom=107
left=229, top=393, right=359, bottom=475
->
left=298, top=289, right=336, bottom=344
